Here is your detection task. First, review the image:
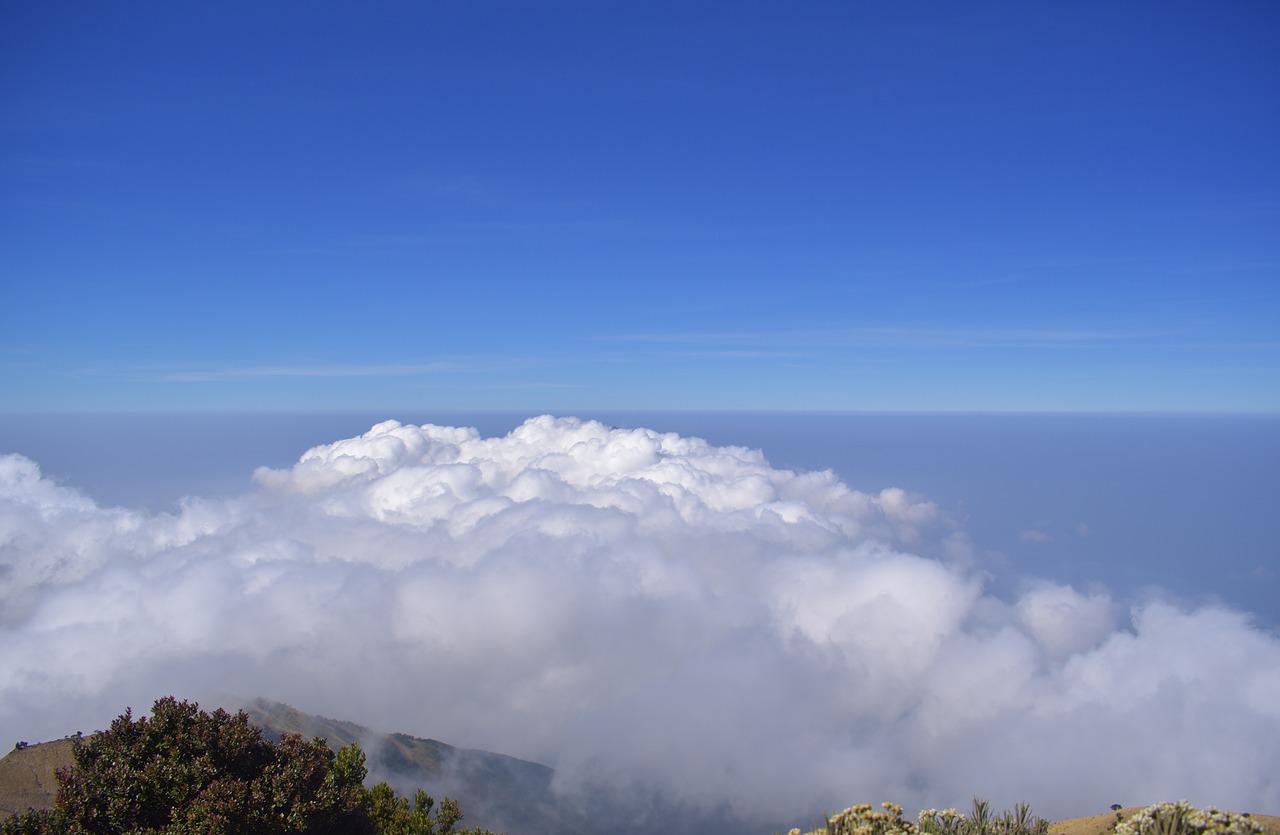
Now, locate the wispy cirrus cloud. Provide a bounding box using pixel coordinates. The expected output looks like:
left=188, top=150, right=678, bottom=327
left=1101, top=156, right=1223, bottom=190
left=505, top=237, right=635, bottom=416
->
left=123, top=361, right=461, bottom=383
left=604, top=325, right=1168, bottom=351
left=342, top=217, right=651, bottom=248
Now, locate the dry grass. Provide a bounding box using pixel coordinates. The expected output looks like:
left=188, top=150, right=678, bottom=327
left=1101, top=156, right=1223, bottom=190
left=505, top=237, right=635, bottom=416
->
left=0, top=739, right=75, bottom=819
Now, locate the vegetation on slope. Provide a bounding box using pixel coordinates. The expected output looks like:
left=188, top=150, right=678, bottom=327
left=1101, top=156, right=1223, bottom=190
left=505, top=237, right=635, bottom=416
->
left=790, top=799, right=1051, bottom=835
left=793, top=801, right=1274, bottom=835
left=4, top=700, right=1278, bottom=835
left=243, top=698, right=591, bottom=835
left=0, top=697, right=496, bottom=835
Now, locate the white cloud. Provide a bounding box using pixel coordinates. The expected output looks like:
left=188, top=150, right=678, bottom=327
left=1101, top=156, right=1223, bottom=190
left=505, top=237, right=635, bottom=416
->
left=1, top=418, right=1278, bottom=827
left=1016, top=583, right=1117, bottom=661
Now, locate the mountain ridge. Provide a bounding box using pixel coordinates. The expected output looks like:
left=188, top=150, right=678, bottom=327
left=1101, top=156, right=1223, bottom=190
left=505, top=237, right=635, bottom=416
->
left=241, top=698, right=590, bottom=835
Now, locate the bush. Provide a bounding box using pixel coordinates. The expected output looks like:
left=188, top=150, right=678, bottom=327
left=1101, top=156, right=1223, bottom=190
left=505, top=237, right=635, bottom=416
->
left=791, top=799, right=1050, bottom=835
left=1115, top=802, right=1263, bottom=835
left=920, top=798, right=1049, bottom=835
left=790, top=802, right=919, bottom=835
left=368, top=782, right=481, bottom=835
left=0, top=697, right=496, bottom=835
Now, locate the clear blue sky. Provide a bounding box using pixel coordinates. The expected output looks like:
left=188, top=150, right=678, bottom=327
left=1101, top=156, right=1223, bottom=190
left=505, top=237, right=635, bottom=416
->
left=2, top=2, right=1277, bottom=412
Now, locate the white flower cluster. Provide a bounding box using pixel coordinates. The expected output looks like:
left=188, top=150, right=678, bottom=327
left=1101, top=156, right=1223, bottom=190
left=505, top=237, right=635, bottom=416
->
left=1115, top=802, right=1263, bottom=835
left=797, top=803, right=920, bottom=835
left=919, top=808, right=966, bottom=835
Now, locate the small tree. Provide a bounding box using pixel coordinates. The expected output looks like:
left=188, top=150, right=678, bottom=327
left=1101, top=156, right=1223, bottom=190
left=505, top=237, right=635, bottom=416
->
left=368, top=783, right=471, bottom=835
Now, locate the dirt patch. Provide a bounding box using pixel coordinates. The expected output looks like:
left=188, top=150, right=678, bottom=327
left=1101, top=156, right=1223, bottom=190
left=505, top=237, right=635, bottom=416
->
left=0, top=739, right=76, bottom=820
left=1051, top=807, right=1146, bottom=835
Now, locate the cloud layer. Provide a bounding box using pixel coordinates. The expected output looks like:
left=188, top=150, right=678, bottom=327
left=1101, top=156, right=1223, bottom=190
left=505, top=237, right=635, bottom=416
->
left=2, top=417, right=1278, bottom=826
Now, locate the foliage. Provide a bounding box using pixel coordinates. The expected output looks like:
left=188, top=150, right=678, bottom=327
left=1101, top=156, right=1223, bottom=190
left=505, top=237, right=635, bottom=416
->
left=1114, top=802, right=1263, bottom=835
left=0, top=810, right=69, bottom=835
left=789, top=802, right=919, bottom=835
left=791, top=799, right=1051, bottom=835
left=367, top=781, right=492, bottom=835
left=919, top=798, right=1050, bottom=835
left=0, top=697, right=497, bottom=835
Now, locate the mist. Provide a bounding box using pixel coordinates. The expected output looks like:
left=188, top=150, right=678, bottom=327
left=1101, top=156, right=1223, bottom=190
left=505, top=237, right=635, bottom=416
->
left=2, top=416, right=1277, bottom=828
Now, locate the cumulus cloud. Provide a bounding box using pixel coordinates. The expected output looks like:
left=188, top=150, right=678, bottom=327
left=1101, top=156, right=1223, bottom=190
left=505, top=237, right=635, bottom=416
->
left=1, top=417, right=1278, bottom=828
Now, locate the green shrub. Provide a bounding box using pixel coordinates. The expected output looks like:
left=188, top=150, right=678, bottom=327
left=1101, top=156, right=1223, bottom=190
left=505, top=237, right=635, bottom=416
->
left=0, top=697, right=497, bottom=835
left=366, top=781, right=491, bottom=835
left=0, top=696, right=371, bottom=835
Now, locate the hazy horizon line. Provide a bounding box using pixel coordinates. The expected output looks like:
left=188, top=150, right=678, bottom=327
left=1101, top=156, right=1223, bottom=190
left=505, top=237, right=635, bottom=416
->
left=4, top=408, right=1279, bottom=419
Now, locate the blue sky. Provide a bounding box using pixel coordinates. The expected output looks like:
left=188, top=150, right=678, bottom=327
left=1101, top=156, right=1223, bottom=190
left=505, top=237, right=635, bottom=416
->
left=2, top=2, right=1278, bottom=412
left=3, top=5, right=1280, bottom=816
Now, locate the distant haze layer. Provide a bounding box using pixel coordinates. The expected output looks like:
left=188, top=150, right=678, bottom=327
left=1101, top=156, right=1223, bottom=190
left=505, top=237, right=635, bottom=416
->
left=1, top=415, right=1277, bottom=824
left=2, top=412, right=1275, bottom=618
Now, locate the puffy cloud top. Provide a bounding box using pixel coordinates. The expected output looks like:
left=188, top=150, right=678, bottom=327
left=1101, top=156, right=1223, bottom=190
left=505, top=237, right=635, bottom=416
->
left=1, top=418, right=1277, bottom=827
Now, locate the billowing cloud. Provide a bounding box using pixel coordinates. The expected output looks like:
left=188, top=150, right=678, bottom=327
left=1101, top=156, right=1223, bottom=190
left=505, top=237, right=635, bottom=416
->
left=1, top=417, right=1277, bottom=828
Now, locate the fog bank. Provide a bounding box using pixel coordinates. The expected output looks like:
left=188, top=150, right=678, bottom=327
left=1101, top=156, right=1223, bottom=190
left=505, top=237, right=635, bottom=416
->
left=2, top=417, right=1277, bottom=826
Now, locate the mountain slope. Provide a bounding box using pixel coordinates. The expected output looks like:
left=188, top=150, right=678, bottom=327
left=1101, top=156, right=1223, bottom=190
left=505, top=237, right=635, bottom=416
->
left=243, top=699, right=594, bottom=835
left=0, top=739, right=76, bottom=819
